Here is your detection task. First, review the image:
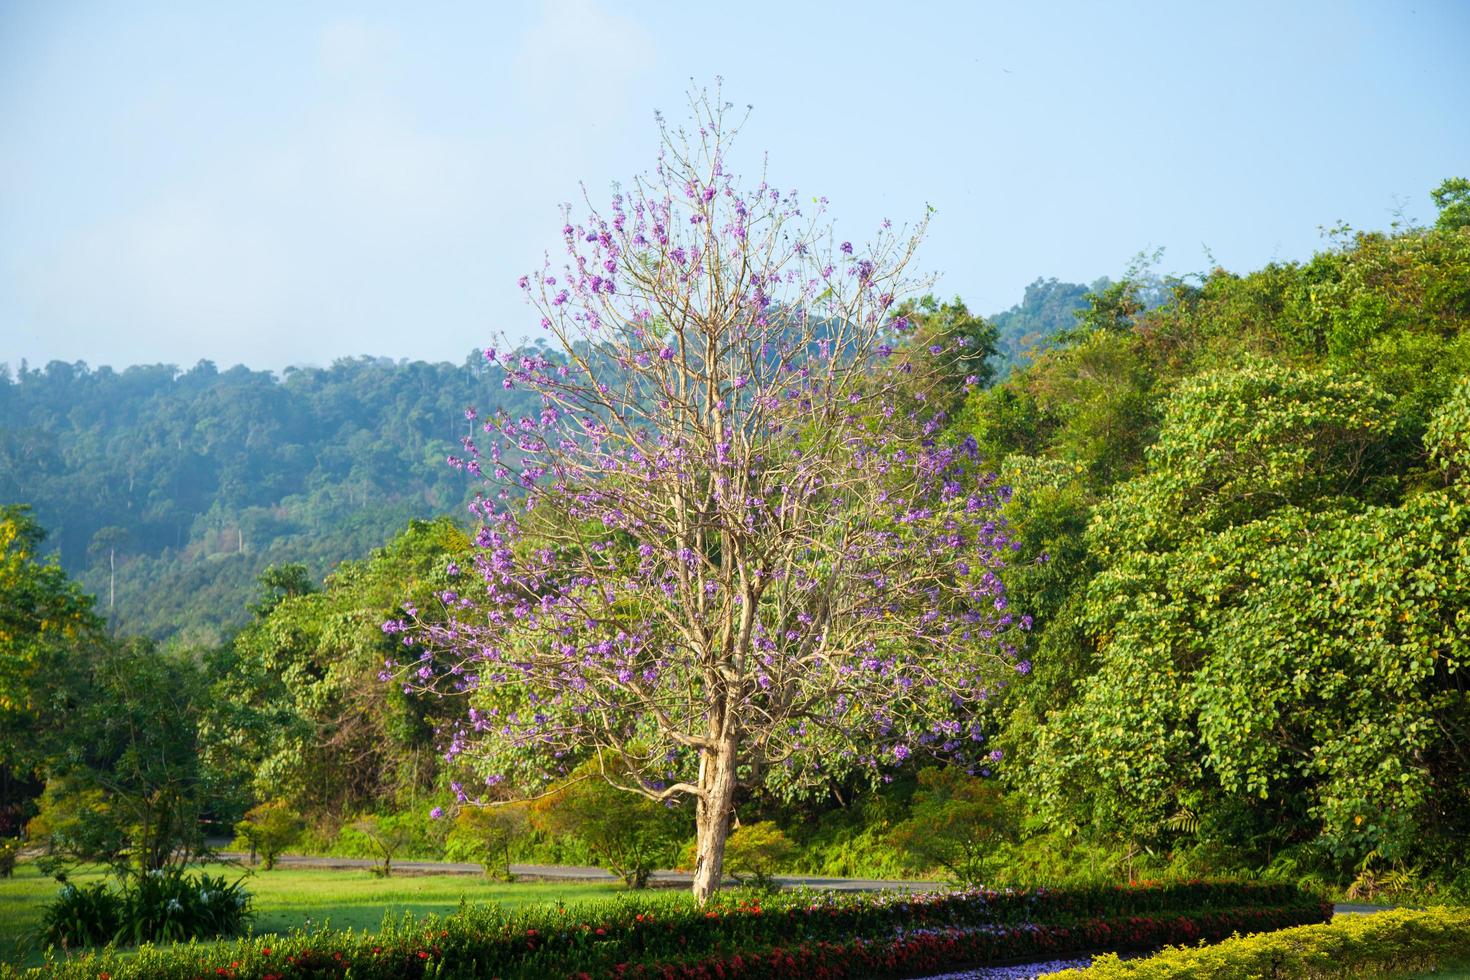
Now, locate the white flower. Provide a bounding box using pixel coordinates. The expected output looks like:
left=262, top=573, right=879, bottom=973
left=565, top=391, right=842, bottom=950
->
left=166, top=898, right=183, bottom=912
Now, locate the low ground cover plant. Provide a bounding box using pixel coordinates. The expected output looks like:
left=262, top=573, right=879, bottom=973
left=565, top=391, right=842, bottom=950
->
left=39, top=869, right=252, bottom=949
left=6, top=880, right=1324, bottom=978
left=1046, top=906, right=1470, bottom=978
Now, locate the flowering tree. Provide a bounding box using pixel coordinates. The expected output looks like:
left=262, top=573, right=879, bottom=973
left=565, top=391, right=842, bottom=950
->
left=389, top=88, right=1029, bottom=903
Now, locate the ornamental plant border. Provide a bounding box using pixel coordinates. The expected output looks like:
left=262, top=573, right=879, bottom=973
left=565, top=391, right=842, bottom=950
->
left=611, top=904, right=1334, bottom=979
left=8, top=881, right=1324, bottom=979
left=1045, top=906, right=1470, bottom=979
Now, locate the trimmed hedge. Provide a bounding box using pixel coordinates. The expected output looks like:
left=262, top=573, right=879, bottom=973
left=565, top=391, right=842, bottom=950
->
left=2, top=881, right=1327, bottom=979
left=1046, top=906, right=1470, bottom=979
left=613, top=904, right=1333, bottom=979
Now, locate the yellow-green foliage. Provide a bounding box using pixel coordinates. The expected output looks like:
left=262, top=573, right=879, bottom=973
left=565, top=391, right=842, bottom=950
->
left=722, top=821, right=796, bottom=888
left=1048, top=907, right=1470, bottom=978
left=231, top=800, right=305, bottom=871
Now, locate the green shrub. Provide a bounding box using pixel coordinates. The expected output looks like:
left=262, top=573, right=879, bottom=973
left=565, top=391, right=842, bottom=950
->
left=1047, top=906, right=1470, bottom=978
left=116, top=869, right=253, bottom=946
left=788, top=791, right=915, bottom=880
left=723, top=821, right=796, bottom=891
left=887, top=766, right=1017, bottom=885
left=232, top=800, right=304, bottom=871
left=529, top=771, right=685, bottom=888
left=36, top=875, right=252, bottom=952
left=443, top=803, right=529, bottom=880
left=39, top=870, right=253, bottom=949
left=0, top=837, right=20, bottom=877
left=39, top=880, right=124, bottom=949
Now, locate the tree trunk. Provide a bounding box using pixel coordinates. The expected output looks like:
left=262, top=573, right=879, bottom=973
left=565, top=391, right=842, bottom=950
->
left=691, top=736, right=738, bottom=905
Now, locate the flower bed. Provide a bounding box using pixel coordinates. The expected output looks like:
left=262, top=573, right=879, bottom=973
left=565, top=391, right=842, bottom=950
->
left=610, top=904, right=1332, bottom=979
left=2, top=881, right=1328, bottom=979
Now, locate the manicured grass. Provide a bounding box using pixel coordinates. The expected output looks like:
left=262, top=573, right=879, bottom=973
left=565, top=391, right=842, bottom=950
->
left=0, top=860, right=631, bottom=967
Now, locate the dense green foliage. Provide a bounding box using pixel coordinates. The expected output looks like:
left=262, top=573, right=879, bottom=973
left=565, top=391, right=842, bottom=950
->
left=0, top=506, right=107, bottom=837
left=1048, top=906, right=1470, bottom=979
left=975, top=216, right=1470, bottom=887
left=989, top=276, right=1105, bottom=373
left=0, top=355, right=537, bottom=644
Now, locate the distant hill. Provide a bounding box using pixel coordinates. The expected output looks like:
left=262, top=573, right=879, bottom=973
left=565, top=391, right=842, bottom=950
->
left=989, top=276, right=1106, bottom=374
left=0, top=353, right=539, bottom=644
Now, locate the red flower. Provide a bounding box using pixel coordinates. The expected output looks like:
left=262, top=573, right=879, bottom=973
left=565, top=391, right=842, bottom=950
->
left=418, top=950, right=430, bottom=959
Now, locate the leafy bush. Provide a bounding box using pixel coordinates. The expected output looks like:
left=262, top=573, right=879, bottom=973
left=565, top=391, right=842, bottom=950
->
left=787, top=791, right=916, bottom=880
left=0, top=837, right=20, bottom=877
left=887, top=766, right=1017, bottom=885
left=1046, top=906, right=1470, bottom=978
left=115, top=869, right=253, bottom=946
left=232, top=800, right=304, bottom=871
left=443, top=803, right=529, bottom=880
left=529, top=772, right=686, bottom=888
left=6, top=881, right=1327, bottom=979
left=38, top=870, right=252, bottom=949
left=342, top=815, right=419, bottom=877
left=39, top=880, right=124, bottom=949
left=723, top=822, right=796, bottom=891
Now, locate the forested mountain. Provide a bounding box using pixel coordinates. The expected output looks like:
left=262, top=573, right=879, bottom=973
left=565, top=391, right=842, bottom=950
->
left=989, top=276, right=1105, bottom=372
left=0, top=354, right=540, bottom=643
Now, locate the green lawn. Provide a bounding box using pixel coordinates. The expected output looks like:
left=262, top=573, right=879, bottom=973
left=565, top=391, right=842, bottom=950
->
left=0, top=860, right=631, bottom=967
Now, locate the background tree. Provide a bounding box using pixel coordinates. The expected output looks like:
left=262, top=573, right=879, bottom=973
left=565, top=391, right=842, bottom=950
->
left=887, top=766, right=1017, bottom=886
left=1431, top=176, right=1470, bottom=232
left=29, top=640, right=213, bottom=877
left=232, top=800, right=304, bottom=870
left=0, top=506, right=106, bottom=836
left=444, top=801, right=529, bottom=881
left=394, top=89, right=1030, bottom=904
left=529, top=769, right=683, bottom=889
left=206, top=520, right=470, bottom=822
left=346, top=814, right=418, bottom=878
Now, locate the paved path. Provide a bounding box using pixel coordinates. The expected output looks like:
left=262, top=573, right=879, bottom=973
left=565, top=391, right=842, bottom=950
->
left=216, top=851, right=942, bottom=890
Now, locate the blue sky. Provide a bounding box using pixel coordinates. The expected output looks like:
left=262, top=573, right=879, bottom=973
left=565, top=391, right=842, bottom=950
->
left=2, top=0, right=1467, bottom=372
